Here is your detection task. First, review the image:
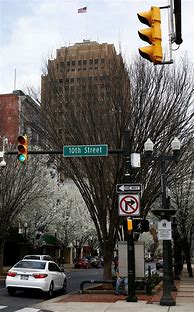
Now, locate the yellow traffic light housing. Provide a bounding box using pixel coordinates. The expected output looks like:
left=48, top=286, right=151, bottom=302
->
left=17, top=135, right=28, bottom=163
left=137, top=6, right=163, bottom=64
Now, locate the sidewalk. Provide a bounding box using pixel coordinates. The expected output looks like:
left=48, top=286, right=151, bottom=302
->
left=34, top=264, right=194, bottom=312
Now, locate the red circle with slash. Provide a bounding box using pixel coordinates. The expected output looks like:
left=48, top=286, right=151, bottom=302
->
left=120, top=195, right=139, bottom=215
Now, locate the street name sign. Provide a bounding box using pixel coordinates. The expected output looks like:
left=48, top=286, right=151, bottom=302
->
left=118, top=194, right=140, bottom=216
left=116, top=183, right=142, bottom=193
left=158, top=219, right=172, bottom=240
left=63, top=144, right=108, bottom=157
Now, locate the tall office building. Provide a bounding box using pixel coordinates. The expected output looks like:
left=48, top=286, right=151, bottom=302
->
left=41, top=40, right=121, bottom=103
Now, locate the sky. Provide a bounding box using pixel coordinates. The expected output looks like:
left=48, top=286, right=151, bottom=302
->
left=0, top=0, right=193, bottom=94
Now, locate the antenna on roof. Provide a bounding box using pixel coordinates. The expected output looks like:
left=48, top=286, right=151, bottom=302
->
left=14, top=69, right=17, bottom=90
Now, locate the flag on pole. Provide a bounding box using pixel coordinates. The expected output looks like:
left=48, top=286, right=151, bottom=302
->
left=78, top=6, right=87, bottom=13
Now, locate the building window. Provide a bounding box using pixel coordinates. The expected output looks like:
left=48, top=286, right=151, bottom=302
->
left=83, top=67, right=87, bottom=71
left=94, top=59, right=98, bottom=64
left=72, top=60, right=76, bottom=66
left=71, top=68, right=75, bottom=71
left=101, top=58, right=105, bottom=64
left=67, top=61, right=70, bottom=66
left=83, top=60, right=87, bottom=65
left=59, top=79, right=63, bottom=83
left=70, top=78, right=74, bottom=83
left=94, top=67, right=98, bottom=70
left=89, top=59, right=93, bottom=64
left=78, top=60, right=82, bottom=65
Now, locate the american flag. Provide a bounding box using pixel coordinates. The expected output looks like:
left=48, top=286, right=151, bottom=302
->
left=78, top=6, right=87, bottom=13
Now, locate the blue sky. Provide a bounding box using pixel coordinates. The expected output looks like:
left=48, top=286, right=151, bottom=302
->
left=0, top=0, right=193, bottom=94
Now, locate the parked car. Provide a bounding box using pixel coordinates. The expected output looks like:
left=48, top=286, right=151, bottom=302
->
left=6, top=259, right=67, bottom=297
left=86, top=256, right=100, bottom=268
left=156, top=259, right=163, bottom=270
left=74, top=258, right=91, bottom=269
left=23, top=255, right=53, bottom=261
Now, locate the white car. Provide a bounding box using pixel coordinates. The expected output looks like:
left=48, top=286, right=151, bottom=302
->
left=6, top=259, right=67, bottom=297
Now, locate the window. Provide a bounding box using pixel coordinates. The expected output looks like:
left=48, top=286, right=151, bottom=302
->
left=14, top=261, right=46, bottom=270
left=71, top=68, right=75, bottom=71
left=101, top=58, right=105, bottom=64
left=78, top=60, right=82, bottom=65
left=72, top=60, right=76, bottom=66
left=70, top=78, right=74, bottom=83
left=89, top=59, right=93, bottom=64
left=48, top=263, right=61, bottom=272
left=94, top=59, right=98, bottom=64
left=59, top=79, right=63, bottom=83
left=83, top=60, right=87, bottom=65
left=66, top=61, right=70, bottom=66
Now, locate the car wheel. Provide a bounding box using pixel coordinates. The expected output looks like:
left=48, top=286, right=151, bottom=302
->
left=61, top=279, right=67, bottom=294
left=47, top=282, right=54, bottom=298
left=8, top=288, right=16, bottom=296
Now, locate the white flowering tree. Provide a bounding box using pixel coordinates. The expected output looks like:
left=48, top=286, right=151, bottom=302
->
left=18, top=175, right=98, bottom=258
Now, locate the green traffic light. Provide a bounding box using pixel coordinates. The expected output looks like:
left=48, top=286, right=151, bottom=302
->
left=18, top=154, right=26, bottom=162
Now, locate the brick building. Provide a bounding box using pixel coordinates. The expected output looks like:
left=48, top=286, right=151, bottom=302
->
left=0, top=90, right=40, bottom=147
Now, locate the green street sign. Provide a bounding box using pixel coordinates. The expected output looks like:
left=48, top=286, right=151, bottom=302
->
left=63, top=144, right=108, bottom=157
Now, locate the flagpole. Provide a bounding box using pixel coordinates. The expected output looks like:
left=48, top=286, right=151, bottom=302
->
left=85, top=10, right=88, bottom=39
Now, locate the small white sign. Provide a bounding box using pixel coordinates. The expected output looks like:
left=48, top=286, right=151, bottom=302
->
left=158, top=219, right=171, bottom=230
left=158, top=228, right=172, bottom=240
left=158, top=219, right=172, bottom=240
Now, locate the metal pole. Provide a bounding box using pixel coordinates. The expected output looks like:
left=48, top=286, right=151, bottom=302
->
left=123, top=130, right=137, bottom=302
left=160, top=161, right=175, bottom=306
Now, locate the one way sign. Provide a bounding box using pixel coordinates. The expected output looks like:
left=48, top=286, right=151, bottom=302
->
left=116, top=183, right=142, bottom=193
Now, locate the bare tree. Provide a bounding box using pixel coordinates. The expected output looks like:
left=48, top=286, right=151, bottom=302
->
left=28, top=55, right=194, bottom=278
left=0, top=155, right=50, bottom=274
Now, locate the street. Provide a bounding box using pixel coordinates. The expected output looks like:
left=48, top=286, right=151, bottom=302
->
left=0, top=267, right=103, bottom=312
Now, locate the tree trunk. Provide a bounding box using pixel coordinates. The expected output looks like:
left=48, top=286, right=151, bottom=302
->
left=0, top=237, right=5, bottom=275
left=103, top=244, right=114, bottom=280
left=183, top=239, right=193, bottom=277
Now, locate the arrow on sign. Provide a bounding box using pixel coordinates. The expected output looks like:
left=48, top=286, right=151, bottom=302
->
left=125, top=199, right=136, bottom=211
left=119, top=185, right=125, bottom=192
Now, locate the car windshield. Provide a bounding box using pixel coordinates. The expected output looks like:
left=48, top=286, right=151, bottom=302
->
left=14, top=260, right=46, bottom=270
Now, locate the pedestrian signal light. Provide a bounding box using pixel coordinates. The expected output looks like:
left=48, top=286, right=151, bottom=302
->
left=127, top=218, right=133, bottom=231
left=133, top=219, right=150, bottom=233
left=17, top=135, right=28, bottom=163
left=137, top=6, right=163, bottom=64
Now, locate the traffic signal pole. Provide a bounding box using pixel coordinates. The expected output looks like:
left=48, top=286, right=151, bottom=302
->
left=123, top=129, right=137, bottom=302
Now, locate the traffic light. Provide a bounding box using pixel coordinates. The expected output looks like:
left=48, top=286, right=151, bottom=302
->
left=137, top=6, right=163, bottom=64
left=133, top=219, right=150, bottom=233
left=17, top=135, right=28, bottom=163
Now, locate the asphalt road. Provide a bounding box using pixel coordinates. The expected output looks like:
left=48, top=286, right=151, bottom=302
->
left=0, top=267, right=103, bottom=312
left=0, top=263, right=157, bottom=312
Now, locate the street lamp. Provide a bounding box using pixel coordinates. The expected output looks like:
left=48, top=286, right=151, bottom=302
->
left=54, top=229, right=57, bottom=262
left=0, top=137, right=8, bottom=167
left=144, top=137, right=181, bottom=306
left=24, top=222, right=28, bottom=256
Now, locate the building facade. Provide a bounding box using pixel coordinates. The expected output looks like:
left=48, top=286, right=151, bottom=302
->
left=41, top=40, right=121, bottom=103
left=0, top=90, right=40, bottom=147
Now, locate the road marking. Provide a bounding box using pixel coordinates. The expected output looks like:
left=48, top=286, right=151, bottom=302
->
left=0, top=307, right=8, bottom=310
left=14, top=309, right=40, bottom=312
